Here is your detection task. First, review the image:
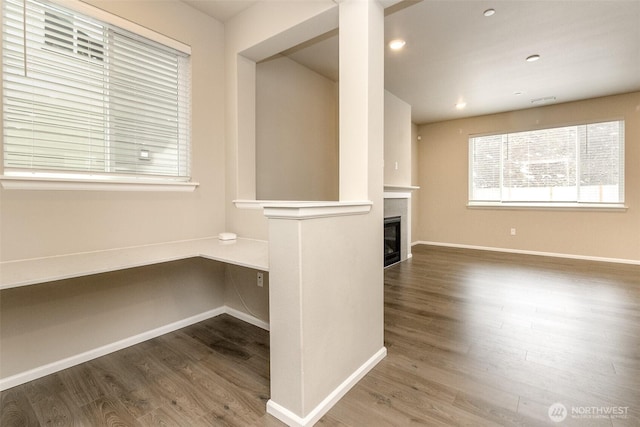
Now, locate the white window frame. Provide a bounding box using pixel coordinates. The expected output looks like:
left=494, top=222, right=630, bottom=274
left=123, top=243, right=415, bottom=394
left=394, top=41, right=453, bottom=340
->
left=468, top=120, right=626, bottom=210
left=0, top=0, right=197, bottom=191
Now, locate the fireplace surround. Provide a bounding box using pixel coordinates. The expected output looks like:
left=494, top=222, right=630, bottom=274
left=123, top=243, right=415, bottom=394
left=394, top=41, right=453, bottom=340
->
left=383, top=185, right=418, bottom=266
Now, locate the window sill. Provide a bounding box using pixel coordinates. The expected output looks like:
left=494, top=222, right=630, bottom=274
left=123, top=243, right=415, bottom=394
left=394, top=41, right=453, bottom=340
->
left=467, top=201, right=627, bottom=212
left=0, top=176, right=199, bottom=192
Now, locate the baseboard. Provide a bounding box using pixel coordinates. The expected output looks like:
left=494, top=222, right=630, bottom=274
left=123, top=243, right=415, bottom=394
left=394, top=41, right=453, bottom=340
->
left=266, top=347, right=387, bottom=427
left=0, top=305, right=270, bottom=391
left=414, top=241, right=640, bottom=265
left=224, top=306, right=270, bottom=331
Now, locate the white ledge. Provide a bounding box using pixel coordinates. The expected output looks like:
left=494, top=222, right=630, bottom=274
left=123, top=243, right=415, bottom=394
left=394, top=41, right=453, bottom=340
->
left=0, top=237, right=268, bottom=290
left=232, top=199, right=298, bottom=209
left=383, top=185, right=420, bottom=192
left=263, top=201, right=373, bottom=220
left=467, top=202, right=628, bottom=211
left=0, top=176, right=199, bottom=192
left=384, top=191, right=413, bottom=199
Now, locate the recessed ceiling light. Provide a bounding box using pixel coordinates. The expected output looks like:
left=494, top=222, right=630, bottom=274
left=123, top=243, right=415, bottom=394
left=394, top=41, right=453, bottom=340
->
left=456, top=102, right=467, bottom=110
left=389, top=39, right=406, bottom=50
left=514, top=91, right=523, bottom=96
left=483, top=8, right=496, bottom=17
left=526, top=54, right=541, bottom=62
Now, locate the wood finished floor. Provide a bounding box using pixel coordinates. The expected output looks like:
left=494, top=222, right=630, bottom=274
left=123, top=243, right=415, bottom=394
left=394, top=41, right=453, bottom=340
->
left=2, top=244, right=639, bottom=426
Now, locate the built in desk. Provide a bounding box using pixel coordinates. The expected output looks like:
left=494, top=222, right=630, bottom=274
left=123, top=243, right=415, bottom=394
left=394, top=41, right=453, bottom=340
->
left=0, top=237, right=269, bottom=290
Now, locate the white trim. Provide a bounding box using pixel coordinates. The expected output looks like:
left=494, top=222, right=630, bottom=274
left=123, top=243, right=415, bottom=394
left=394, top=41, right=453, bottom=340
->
left=384, top=260, right=401, bottom=269
left=467, top=201, right=627, bottom=211
left=263, top=201, right=372, bottom=220
left=233, top=199, right=267, bottom=209
left=383, top=191, right=412, bottom=199
left=234, top=200, right=375, bottom=218
left=384, top=185, right=419, bottom=192
left=0, top=176, right=199, bottom=192
left=48, top=0, right=191, bottom=54
left=0, top=306, right=270, bottom=391
left=414, top=241, right=640, bottom=266
left=224, top=306, right=270, bottom=331
left=266, top=347, right=387, bottom=427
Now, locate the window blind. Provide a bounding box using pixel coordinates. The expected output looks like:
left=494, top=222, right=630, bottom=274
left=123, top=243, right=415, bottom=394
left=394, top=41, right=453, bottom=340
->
left=470, top=121, right=624, bottom=205
left=2, top=0, right=191, bottom=181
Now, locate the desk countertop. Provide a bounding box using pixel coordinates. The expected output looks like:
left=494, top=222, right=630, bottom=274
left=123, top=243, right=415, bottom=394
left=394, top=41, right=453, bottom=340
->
left=0, top=237, right=269, bottom=290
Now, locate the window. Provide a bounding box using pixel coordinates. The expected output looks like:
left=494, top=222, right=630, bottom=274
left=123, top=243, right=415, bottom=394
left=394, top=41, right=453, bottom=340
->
left=2, top=0, right=191, bottom=183
left=469, top=121, right=624, bottom=206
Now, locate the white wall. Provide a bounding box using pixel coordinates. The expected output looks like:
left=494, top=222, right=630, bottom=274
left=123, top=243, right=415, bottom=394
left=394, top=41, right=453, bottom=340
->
left=256, top=56, right=338, bottom=201
left=224, top=0, right=337, bottom=241
left=384, top=90, right=412, bottom=186
left=383, top=90, right=418, bottom=248
left=411, top=121, right=420, bottom=243
left=221, top=0, right=339, bottom=340
left=224, top=265, right=270, bottom=324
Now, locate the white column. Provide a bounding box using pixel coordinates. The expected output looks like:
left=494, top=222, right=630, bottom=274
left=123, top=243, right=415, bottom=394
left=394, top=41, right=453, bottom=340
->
left=339, top=0, right=385, bottom=203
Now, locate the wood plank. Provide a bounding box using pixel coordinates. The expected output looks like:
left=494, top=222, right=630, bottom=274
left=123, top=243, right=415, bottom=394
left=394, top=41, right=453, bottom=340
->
left=0, top=387, right=40, bottom=427
left=81, top=395, right=140, bottom=426
left=30, top=391, right=91, bottom=426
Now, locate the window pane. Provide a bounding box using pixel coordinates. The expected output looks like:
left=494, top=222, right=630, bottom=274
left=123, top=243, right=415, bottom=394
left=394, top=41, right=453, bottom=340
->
left=469, top=121, right=624, bottom=205
left=109, top=31, right=187, bottom=177
left=579, top=121, right=623, bottom=203
left=502, top=127, right=577, bottom=202
left=2, top=0, right=191, bottom=180
left=470, top=135, right=501, bottom=201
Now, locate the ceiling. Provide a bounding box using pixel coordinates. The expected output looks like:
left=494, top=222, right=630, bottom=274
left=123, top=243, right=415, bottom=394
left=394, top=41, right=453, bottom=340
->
left=182, top=0, right=640, bottom=125
left=181, top=0, right=258, bottom=23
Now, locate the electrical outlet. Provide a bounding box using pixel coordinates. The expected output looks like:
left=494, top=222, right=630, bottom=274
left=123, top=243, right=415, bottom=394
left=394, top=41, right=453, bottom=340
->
left=510, top=228, right=517, bottom=236
left=257, top=272, right=264, bottom=287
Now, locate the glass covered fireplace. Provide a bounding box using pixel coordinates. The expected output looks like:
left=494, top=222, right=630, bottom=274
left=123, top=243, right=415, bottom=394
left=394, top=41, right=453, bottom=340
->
left=384, top=216, right=401, bottom=267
